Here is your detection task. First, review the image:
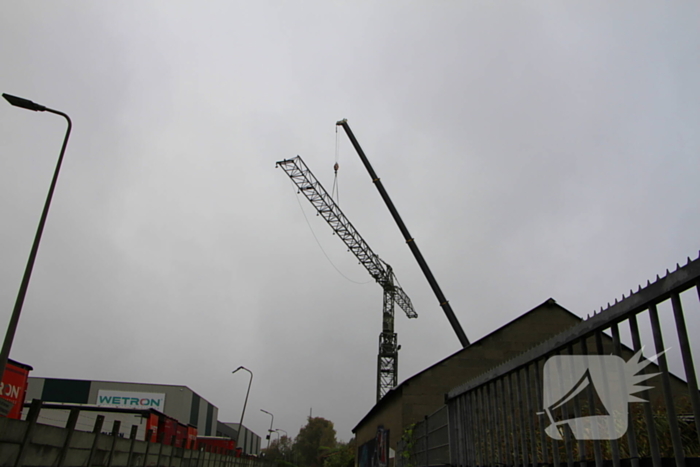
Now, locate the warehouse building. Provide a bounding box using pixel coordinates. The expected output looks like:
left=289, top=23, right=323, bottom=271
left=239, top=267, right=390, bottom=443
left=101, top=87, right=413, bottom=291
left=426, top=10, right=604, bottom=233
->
left=353, top=299, right=582, bottom=461
left=25, top=378, right=219, bottom=437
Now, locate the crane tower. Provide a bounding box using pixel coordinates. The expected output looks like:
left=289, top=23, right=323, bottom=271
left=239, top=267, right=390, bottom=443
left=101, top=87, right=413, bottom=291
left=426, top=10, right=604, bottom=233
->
left=276, top=155, right=417, bottom=401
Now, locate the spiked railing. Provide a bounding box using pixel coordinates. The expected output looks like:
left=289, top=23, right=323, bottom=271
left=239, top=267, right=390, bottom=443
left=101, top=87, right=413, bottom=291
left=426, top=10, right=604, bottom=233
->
left=445, top=252, right=700, bottom=467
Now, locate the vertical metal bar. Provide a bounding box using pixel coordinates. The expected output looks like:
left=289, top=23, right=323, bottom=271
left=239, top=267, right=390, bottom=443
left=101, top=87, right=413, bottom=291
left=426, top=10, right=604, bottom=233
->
left=670, top=292, right=700, bottom=447
left=516, top=370, right=529, bottom=466
left=533, top=360, right=550, bottom=466
left=648, top=303, right=686, bottom=466
left=107, top=420, right=121, bottom=467
left=476, top=386, right=486, bottom=465
left=567, top=345, right=587, bottom=465
left=449, top=398, right=461, bottom=467
left=628, top=314, right=661, bottom=467
left=156, top=432, right=165, bottom=467
left=469, top=391, right=478, bottom=466
left=611, top=323, right=640, bottom=467
left=424, top=415, right=430, bottom=467
left=87, top=414, right=105, bottom=467
left=169, top=434, right=177, bottom=467
left=57, top=407, right=80, bottom=467
left=550, top=351, right=572, bottom=467
left=508, top=372, right=522, bottom=466
left=127, top=425, right=139, bottom=467
left=580, top=337, right=604, bottom=466
left=595, top=331, right=621, bottom=467
left=142, top=429, right=153, bottom=467
left=486, top=384, right=496, bottom=465
left=498, top=378, right=509, bottom=467
left=462, top=394, right=472, bottom=467
left=15, top=398, right=42, bottom=467
left=523, top=365, right=537, bottom=467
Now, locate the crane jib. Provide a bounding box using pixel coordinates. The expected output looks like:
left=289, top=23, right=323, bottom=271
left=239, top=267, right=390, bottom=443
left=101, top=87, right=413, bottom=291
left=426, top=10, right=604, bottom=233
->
left=276, top=156, right=417, bottom=321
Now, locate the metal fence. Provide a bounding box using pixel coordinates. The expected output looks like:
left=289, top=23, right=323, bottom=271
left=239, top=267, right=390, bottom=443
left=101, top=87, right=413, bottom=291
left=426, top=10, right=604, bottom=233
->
left=398, top=406, right=451, bottom=467
left=445, top=254, right=700, bottom=467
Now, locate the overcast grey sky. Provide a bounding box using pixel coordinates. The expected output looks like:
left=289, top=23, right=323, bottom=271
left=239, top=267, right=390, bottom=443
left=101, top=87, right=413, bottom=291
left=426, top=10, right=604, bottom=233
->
left=1, top=2, right=699, bottom=442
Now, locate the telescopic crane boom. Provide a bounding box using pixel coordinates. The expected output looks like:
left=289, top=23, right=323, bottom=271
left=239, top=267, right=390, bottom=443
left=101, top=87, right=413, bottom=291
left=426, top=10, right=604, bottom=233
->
left=276, top=155, right=416, bottom=401
left=336, top=119, right=470, bottom=348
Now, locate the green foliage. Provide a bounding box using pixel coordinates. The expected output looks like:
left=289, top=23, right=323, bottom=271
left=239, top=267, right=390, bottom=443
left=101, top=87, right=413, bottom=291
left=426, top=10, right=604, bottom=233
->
left=293, top=417, right=338, bottom=467
left=322, top=438, right=356, bottom=467
left=399, top=423, right=416, bottom=466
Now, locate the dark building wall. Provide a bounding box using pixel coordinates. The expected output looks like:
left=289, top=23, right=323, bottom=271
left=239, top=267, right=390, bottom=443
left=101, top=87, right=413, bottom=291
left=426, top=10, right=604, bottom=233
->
left=354, top=300, right=582, bottom=454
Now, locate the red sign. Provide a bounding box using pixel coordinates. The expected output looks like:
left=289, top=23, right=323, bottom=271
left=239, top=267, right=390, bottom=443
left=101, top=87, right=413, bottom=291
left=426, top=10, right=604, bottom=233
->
left=0, top=360, right=32, bottom=419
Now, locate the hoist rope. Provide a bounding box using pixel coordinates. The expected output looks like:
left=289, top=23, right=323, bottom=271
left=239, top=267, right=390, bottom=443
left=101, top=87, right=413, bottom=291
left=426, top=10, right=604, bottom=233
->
left=290, top=178, right=372, bottom=285
left=331, top=126, right=340, bottom=203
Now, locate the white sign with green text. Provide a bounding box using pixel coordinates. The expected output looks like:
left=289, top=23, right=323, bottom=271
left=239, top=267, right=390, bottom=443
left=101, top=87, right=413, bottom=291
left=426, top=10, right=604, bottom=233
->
left=97, top=390, right=166, bottom=411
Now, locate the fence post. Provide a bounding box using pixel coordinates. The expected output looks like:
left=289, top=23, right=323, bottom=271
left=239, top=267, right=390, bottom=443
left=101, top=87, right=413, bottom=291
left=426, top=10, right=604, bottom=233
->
left=126, top=425, right=139, bottom=467
left=87, top=415, right=105, bottom=467
left=107, top=420, right=121, bottom=467
left=155, top=432, right=165, bottom=467
left=142, top=429, right=153, bottom=467
left=14, top=398, right=42, bottom=467
left=168, top=434, right=177, bottom=466
left=57, top=407, right=80, bottom=467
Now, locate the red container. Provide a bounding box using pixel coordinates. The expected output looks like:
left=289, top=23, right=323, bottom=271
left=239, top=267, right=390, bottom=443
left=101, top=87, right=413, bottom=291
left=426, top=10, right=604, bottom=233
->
left=186, top=425, right=198, bottom=449
left=196, top=436, right=235, bottom=454
left=0, top=359, right=33, bottom=419
left=158, top=415, right=178, bottom=445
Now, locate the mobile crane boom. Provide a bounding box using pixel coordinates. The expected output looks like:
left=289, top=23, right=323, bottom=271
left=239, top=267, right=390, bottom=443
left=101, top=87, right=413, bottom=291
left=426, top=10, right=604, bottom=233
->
left=336, top=119, right=470, bottom=348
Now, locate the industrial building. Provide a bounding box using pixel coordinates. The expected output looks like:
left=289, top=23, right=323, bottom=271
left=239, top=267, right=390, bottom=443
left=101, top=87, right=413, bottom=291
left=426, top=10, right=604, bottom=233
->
left=353, top=299, right=583, bottom=461
left=25, top=378, right=218, bottom=436
left=23, top=377, right=262, bottom=455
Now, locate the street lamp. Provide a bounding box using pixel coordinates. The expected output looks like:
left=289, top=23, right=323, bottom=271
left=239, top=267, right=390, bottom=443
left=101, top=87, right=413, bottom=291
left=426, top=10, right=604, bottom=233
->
left=260, top=409, right=274, bottom=449
left=232, top=366, right=253, bottom=451
left=0, top=93, right=72, bottom=386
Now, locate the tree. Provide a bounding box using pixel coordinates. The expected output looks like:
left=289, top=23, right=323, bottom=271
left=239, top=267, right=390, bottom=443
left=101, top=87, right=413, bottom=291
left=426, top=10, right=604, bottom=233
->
left=322, top=438, right=355, bottom=467
left=293, top=417, right=337, bottom=467
left=263, top=436, right=293, bottom=464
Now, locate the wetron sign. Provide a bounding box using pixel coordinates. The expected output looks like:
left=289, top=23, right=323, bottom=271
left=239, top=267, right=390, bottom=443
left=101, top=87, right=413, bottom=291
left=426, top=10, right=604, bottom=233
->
left=97, top=390, right=166, bottom=411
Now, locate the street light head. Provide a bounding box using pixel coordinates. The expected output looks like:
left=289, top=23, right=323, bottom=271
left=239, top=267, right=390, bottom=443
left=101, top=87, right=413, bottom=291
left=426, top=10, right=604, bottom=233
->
left=3, top=94, right=46, bottom=112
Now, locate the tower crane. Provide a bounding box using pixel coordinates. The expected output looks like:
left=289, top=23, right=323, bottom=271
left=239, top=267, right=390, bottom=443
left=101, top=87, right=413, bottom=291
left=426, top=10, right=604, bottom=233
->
left=276, top=155, right=417, bottom=401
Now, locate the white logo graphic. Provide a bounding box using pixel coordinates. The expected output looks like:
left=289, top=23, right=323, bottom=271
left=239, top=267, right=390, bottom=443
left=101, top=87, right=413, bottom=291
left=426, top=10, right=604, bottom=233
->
left=540, top=349, right=663, bottom=440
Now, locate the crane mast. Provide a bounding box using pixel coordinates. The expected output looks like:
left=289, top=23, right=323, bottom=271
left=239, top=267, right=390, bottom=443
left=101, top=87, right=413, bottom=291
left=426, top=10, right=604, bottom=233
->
left=276, top=155, right=416, bottom=401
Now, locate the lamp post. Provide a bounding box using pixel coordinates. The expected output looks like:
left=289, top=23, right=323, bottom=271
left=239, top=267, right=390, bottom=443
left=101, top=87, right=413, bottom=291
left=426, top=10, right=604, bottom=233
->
left=0, top=94, right=72, bottom=386
left=260, top=409, right=274, bottom=449
left=275, top=429, right=289, bottom=462
left=232, top=366, right=253, bottom=452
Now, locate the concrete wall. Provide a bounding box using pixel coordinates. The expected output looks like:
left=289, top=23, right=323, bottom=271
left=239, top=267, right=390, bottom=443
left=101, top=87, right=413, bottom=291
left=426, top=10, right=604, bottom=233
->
left=0, top=413, right=260, bottom=467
